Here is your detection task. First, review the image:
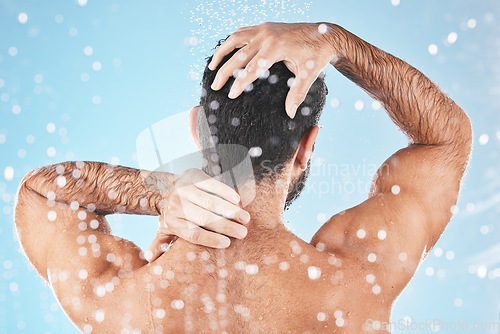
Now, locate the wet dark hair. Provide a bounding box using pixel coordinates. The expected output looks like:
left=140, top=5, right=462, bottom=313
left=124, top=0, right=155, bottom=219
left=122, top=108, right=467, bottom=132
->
left=198, top=40, right=327, bottom=185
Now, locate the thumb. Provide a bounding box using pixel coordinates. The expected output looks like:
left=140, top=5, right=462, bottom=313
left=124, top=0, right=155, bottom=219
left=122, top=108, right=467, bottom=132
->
left=146, top=234, right=176, bottom=262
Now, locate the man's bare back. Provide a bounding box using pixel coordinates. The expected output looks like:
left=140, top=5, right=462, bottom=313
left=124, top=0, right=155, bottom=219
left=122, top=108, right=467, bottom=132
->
left=14, top=22, right=472, bottom=333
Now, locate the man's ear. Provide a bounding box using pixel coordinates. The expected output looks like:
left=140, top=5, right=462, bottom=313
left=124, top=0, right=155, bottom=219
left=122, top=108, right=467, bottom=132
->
left=295, top=126, right=319, bottom=170
left=189, top=106, right=201, bottom=150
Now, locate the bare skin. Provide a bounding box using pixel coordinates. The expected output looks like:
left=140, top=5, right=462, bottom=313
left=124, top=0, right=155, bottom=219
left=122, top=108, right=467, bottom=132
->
left=14, top=22, right=472, bottom=333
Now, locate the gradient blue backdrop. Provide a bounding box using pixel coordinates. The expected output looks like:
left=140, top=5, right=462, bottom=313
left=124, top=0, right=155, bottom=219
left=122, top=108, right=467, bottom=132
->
left=1, top=0, right=499, bottom=332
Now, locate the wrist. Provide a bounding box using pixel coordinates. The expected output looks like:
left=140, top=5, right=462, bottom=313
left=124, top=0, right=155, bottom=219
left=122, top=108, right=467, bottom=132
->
left=320, top=23, right=346, bottom=63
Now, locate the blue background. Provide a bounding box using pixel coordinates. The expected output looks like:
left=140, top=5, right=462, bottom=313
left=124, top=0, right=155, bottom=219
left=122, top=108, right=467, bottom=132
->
left=1, top=0, right=499, bottom=332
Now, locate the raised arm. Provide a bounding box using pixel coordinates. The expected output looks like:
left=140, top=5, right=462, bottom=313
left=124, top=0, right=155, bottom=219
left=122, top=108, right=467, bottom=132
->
left=208, top=22, right=472, bottom=293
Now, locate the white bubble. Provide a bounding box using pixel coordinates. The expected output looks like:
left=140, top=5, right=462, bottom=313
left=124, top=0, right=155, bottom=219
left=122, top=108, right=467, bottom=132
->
left=307, top=266, right=321, bottom=280
left=83, top=46, right=93, bottom=56
left=18, top=12, right=28, bottom=24
left=372, top=284, right=381, bottom=294
left=92, top=61, right=102, bottom=71
left=366, top=274, right=375, bottom=284
left=155, top=308, right=166, bottom=319
left=0, top=79, right=4, bottom=88
left=480, top=225, right=489, bottom=235
left=171, top=299, right=184, bottom=309
left=317, top=312, right=326, bottom=321
left=335, top=317, right=345, bottom=327
left=78, top=269, right=88, bottom=279
left=92, top=95, right=101, bottom=104
left=479, top=134, right=489, bottom=145
left=357, top=229, right=366, bottom=239
left=315, top=242, right=325, bottom=252
left=371, top=100, right=382, bottom=110
left=12, top=105, right=21, bottom=115
left=425, top=266, right=435, bottom=276
left=279, top=261, right=290, bottom=271
left=4, top=167, right=14, bottom=181
left=78, top=0, right=88, bottom=6
left=377, top=230, right=387, bottom=240
left=316, top=212, right=327, bottom=223
left=318, top=23, right=328, bottom=34
left=399, top=252, right=407, bottom=261
left=46, top=122, right=56, bottom=133
left=330, top=98, right=340, bottom=109
left=47, top=211, right=57, bottom=221
left=56, top=175, right=66, bottom=188
left=434, top=247, right=443, bottom=257
left=0, top=134, right=6, bottom=144
left=47, top=147, right=56, bottom=157
left=367, top=253, right=377, bottom=262
left=391, top=185, right=400, bottom=194
left=467, top=19, right=477, bottom=29
left=9, top=282, right=19, bottom=293
left=34, top=74, right=43, bottom=83
left=245, top=264, right=259, bottom=275
left=95, top=309, right=104, bottom=322
left=54, top=14, right=64, bottom=23
left=447, top=32, right=458, bottom=44
left=3, top=260, right=13, bottom=269
left=445, top=250, right=455, bottom=260
left=477, top=265, right=487, bottom=279
left=454, top=298, right=463, bottom=307
left=8, top=47, right=18, bottom=56
left=354, top=100, right=364, bottom=111
left=391, top=0, right=400, bottom=5
left=249, top=147, right=262, bottom=158
left=428, top=44, right=438, bottom=55
left=81, top=73, right=89, bottom=82
left=69, top=27, right=78, bottom=37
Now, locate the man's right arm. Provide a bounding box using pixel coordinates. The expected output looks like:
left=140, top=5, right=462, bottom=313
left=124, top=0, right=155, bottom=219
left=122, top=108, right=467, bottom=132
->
left=207, top=22, right=472, bottom=293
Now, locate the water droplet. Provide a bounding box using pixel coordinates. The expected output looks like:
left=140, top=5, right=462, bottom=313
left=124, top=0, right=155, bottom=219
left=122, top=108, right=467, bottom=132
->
left=367, top=253, right=377, bottom=262
left=366, top=274, right=375, bottom=284
left=428, top=44, right=438, bottom=55
left=8, top=47, right=18, bottom=57
left=95, top=309, right=104, bottom=322
left=357, top=229, right=366, bottom=239
left=18, top=12, right=28, bottom=24
left=447, top=32, right=458, bottom=44
left=249, top=147, right=262, bottom=158
left=307, top=266, right=321, bottom=280
left=479, top=133, right=489, bottom=145
left=83, top=46, right=93, bottom=56
left=467, top=19, right=477, bottom=29
left=354, top=100, right=364, bottom=111
left=4, top=166, right=14, bottom=181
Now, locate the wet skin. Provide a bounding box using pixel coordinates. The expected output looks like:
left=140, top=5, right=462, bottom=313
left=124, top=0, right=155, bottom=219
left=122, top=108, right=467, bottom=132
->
left=14, top=22, right=472, bottom=333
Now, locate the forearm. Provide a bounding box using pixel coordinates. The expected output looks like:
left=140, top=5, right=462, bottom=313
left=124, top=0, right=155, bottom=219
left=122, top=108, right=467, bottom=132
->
left=325, top=23, right=472, bottom=148
left=22, top=161, right=176, bottom=215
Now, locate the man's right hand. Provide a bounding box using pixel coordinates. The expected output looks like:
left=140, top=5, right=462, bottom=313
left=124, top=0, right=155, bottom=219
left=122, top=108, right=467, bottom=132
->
left=146, top=168, right=250, bottom=262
